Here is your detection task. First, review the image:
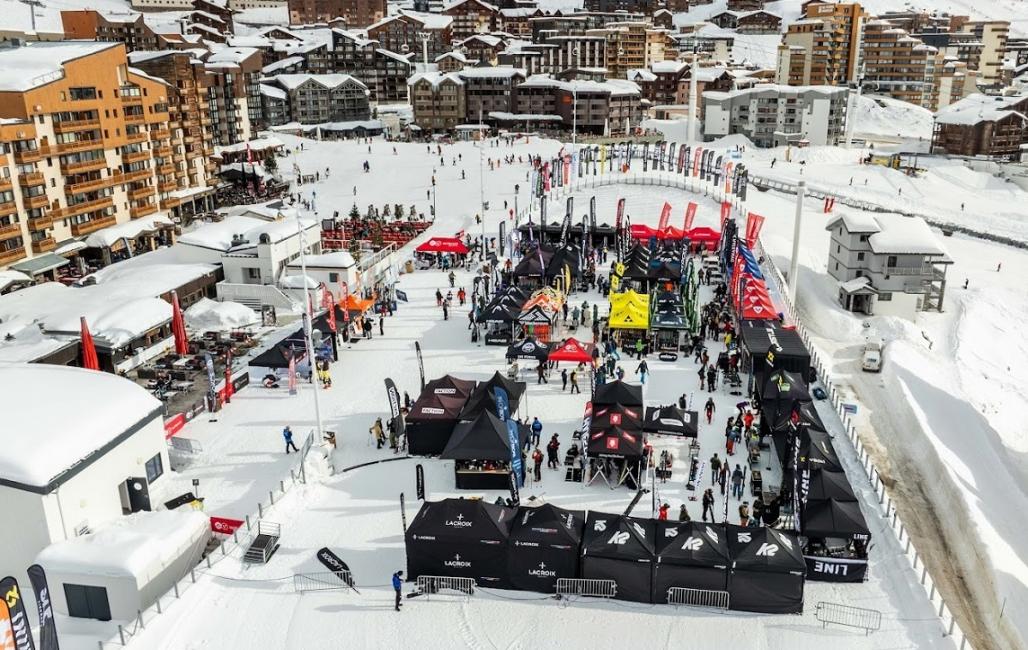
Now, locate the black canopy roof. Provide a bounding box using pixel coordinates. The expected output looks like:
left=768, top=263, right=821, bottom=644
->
left=587, top=426, right=645, bottom=458
left=643, top=405, right=699, bottom=438
left=248, top=311, right=337, bottom=368
left=655, top=522, right=730, bottom=568
left=738, top=320, right=810, bottom=385
left=727, top=525, right=805, bottom=574
left=407, top=393, right=467, bottom=421
left=510, top=503, right=584, bottom=548
left=647, top=261, right=682, bottom=282
left=424, top=375, right=477, bottom=399
left=590, top=403, right=644, bottom=432
left=798, top=428, right=842, bottom=472
left=794, top=401, right=825, bottom=432
left=801, top=499, right=870, bottom=539
left=513, top=249, right=553, bottom=277
left=518, top=304, right=556, bottom=324
left=507, top=337, right=551, bottom=361
left=761, top=370, right=812, bottom=431
left=546, top=245, right=582, bottom=278
left=593, top=380, right=643, bottom=407
left=406, top=498, right=516, bottom=544
left=805, top=468, right=857, bottom=502
left=440, top=411, right=529, bottom=461
left=478, top=301, right=519, bottom=323
left=582, top=513, right=655, bottom=561
left=652, top=292, right=687, bottom=329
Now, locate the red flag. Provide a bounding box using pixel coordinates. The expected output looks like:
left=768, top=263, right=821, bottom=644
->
left=171, top=290, right=188, bottom=356
left=80, top=316, right=99, bottom=371
left=720, top=201, right=732, bottom=231
left=615, top=198, right=626, bottom=232
left=692, top=147, right=703, bottom=176
left=322, top=289, right=337, bottom=333
left=338, top=281, right=350, bottom=322
left=563, top=153, right=571, bottom=185
left=288, top=351, right=297, bottom=394
left=724, top=162, right=734, bottom=192
left=745, top=212, right=765, bottom=249
left=684, top=202, right=697, bottom=232
left=543, top=162, right=551, bottom=192
left=223, top=349, right=234, bottom=403
left=657, top=201, right=671, bottom=232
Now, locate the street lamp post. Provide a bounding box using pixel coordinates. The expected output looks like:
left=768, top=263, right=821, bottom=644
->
left=294, top=216, right=325, bottom=461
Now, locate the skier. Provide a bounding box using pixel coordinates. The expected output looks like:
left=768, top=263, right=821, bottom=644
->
left=283, top=426, right=299, bottom=454
left=392, top=570, right=403, bottom=611
left=531, top=417, right=543, bottom=446
left=635, top=359, right=649, bottom=385
left=705, top=397, right=716, bottom=424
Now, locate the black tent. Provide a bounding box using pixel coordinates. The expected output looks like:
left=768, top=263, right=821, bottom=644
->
left=653, top=522, right=730, bottom=602
left=248, top=311, right=338, bottom=368
left=727, top=525, right=806, bottom=614
left=508, top=504, right=585, bottom=592
left=424, top=375, right=477, bottom=400
left=647, top=261, right=682, bottom=282
left=794, top=401, right=825, bottom=431
left=804, top=469, right=857, bottom=502
left=478, top=301, right=520, bottom=324
left=441, top=411, right=529, bottom=461
left=405, top=498, right=516, bottom=588
left=593, top=380, right=643, bottom=407
left=546, top=245, right=582, bottom=278
left=801, top=499, right=869, bottom=539
left=479, top=371, right=527, bottom=403
left=643, top=405, right=698, bottom=438
left=581, top=513, right=655, bottom=603
left=590, top=403, right=644, bottom=432
left=406, top=393, right=469, bottom=455
left=738, top=320, right=811, bottom=386
left=460, top=373, right=526, bottom=419
left=518, top=304, right=556, bottom=324
left=798, top=428, right=842, bottom=473
left=507, top=337, right=551, bottom=361
left=587, top=426, right=645, bottom=459
left=513, top=249, right=553, bottom=277
left=761, top=370, right=811, bottom=432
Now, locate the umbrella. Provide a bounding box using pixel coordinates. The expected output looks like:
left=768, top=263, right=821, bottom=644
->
left=171, top=290, right=188, bottom=355
left=80, top=316, right=100, bottom=371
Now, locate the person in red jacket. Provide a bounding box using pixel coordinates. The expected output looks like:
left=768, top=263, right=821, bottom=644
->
left=658, top=503, right=670, bottom=521
left=532, top=447, right=544, bottom=481
left=743, top=409, right=755, bottom=431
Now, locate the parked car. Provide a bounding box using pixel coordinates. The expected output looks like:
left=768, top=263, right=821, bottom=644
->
left=861, top=341, right=883, bottom=372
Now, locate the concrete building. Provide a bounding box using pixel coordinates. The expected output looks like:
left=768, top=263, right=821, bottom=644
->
left=287, top=0, right=386, bottom=28
left=515, top=75, right=642, bottom=134
left=408, top=72, right=467, bottom=131
left=458, top=67, right=525, bottom=120
left=859, top=20, right=939, bottom=109
left=203, top=47, right=264, bottom=143
left=779, top=2, right=865, bottom=86
left=702, top=84, right=848, bottom=147
left=441, top=0, right=500, bottom=43
left=826, top=212, right=950, bottom=317
left=260, top=74, right=370, bottom=125
left=365, top=12, right=453, bottom=60
left=330, top=31, right=413, bottom=104
left=61, top=11, right=189, bottom=51
left=931, top=92, right=1028, bottom=159
left=709, top=10, right=781, bottom=34
left=0, top=42, right=188, bottom=270
left=672, top=24, right=734, bottom=62
left=0, top=364, right=169, bottom=589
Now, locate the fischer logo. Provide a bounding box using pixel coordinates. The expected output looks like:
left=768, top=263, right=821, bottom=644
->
left=681, top=536, right=704, bottom=551
left=528, top=562, right=556, bottom=578
left=446, top=513, right=473, bottom=528
left=445, top=554, right=472, bottom=568
left=755, top=543, right=779, bottom=557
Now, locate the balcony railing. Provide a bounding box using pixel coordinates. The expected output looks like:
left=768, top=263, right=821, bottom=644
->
left=13, top=149, right=41, bottom=164
left=0, top=178, right=11, bottom=192
left=31, top=237, right=56, bottom=254
left=0, top=246, right=26, bottom=265
left=27, top=215, right=53, bottom=231
left=128, top=186, right=155, bottom=200
left=56, top=197, right=114, bottom=220
left=61, top=158, right=106, bottom=174
left=22, top=194, right=49, bottom=210
left=67, top=176, right=110, bottom=194
left=18, top=171, right=44, bottom=186
left=0, top=222, right=22, bottom=241
left=123, top=150, right=150, bottom=163
left=150, top=129, right=171, bottom=141
left=125, top=132, right=148, bottom=144
left=70, top=213, right=117, bottom=236
left=124, top=113, right=146, bottom=124
left=0, top=200, right=17, bottom=216
left=54, top=118, right=101, bottom=134
left=130, top=204, right=158, bottom=219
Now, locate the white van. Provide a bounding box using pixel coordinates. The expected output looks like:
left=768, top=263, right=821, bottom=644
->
left=861, top=341, right=883, bottom=372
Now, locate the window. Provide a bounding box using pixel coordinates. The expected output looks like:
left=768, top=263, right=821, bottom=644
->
left=245, top=267, right=262, bottom=281
left=145, top=453, right=163, bottom=483
left=834, top=262, right=839, bottom=271
left=69, top=87, right=97, bottom=101
left=859, top=234, right=868, bottom=242
left=878, top=292, right=892, bottom=301
left=328, top=272, right=339, bottom=283
left=857, top=252, right=865, bottom=261
left=64, top=584, right=111, bottom=621
left=887, top=255, right=897, bottom=268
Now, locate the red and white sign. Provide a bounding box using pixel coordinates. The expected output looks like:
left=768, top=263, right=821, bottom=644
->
left=720, top=201, right=732, bottom=231
left=610, top=413, right=622, bottom=425
left=164, top=413, right=186, bottom=439
left=606, top=437, right=619, bottom=451
left=684, top=202, right=697, bottom=232
left=692, top=148, right=703, bottom=176
left=745, top=212, right=766, bottom=248
left=210, top=516, right=245, bottom=535
left=657, top=201, right=672, bottom=232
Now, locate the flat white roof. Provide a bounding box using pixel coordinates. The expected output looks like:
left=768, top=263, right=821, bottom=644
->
left=287, top=251, right=356, bottom=269
left=0, top=364, right=162, bottom=489
left=177, top=215, right=317, bottom=252
left=0, top=42, right=118, bottom=92
left=868, top=216, right=948, bottom=257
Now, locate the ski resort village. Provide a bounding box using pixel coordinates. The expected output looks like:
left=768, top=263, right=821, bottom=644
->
left=1, top=0, right=1028, bottom=648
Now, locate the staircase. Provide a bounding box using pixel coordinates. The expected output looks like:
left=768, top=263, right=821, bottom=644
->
left=243, top=521, right=281, bottom=564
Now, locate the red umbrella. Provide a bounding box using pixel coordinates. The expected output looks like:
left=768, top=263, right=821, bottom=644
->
left=80, top=316, right=100, bottom=371
left=171, top=290, right=188, bottom=356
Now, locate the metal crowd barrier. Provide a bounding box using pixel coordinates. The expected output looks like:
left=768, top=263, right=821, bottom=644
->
left=555, top=578, right=617, bottom=599
left=667, top=587, right=730, bottom=610
left=815, top=601, right=882, bottom=635
left=416, top=575, right=476, bottom=599
left=293, top=571, right=354, bottom=593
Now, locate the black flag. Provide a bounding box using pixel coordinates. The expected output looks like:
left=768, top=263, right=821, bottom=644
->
left=414, top=342, right=425, bottom=390
left=499, top=220, right=506, bottom=256
left=384, top=377, right=402, bottom=435
left=415, top=464, right=425, bottom=500
left=316, top=548, right=359, bottom=593
left=0, top=576, right=36, bottom=650
left=26, top=566, right=58, bottom=650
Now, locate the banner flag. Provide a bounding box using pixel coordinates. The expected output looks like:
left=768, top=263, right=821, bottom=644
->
left=414, top=342, right=425, bottom=390
left=204, top=351, right=217, bottom=412
left=657, top=202, right=672, bottom=232
left=563, top=153, right=571, bottom=185
left=540, top=195, right=547, bottom=223
left=684, top=202, right=697, bottom=232
left=288, top=347, right=298, bottom=394
left=415, top=464, right=425, bottom=500
left=615, top=198, right=626, bottom=233
left=493, top=387, right=523, bottom=487
left=316, top=548, right=359, bottom=593
left=321, top=289, right=336, bottom=333
left=692, top=147, right=703, bottom=176
left=25, top=566, right=57, bottom=650
left=668, top=143, right=676, bottom=171
left=499, top=220, right=506, bottom=256
left=642, top=142, right=650, bottom=172
left=384, top=378, right=402, bottom=435
left=678, top=144, right=688, bottom=174
left=745, top=212, right=766, bottom=249
left=0, top=577, right=35, bottom=650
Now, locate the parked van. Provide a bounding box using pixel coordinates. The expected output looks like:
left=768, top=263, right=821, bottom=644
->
left=861, top=341, right=883, bottom=372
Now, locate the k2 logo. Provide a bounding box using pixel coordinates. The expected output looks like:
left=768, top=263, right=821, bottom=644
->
left=755, top=543, right=779, bottom=557
left=607, top=531, right=630, bottom=545
left=593, top=520, right=608, bottom=532
left=681, top=536, right=704, bottom=551
left=737, top=532, right=752, bottom=543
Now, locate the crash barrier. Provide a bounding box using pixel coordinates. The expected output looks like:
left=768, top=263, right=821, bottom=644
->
left=416, top=575, right=476, bottom=598
left=667, top=587, right=730, bottom=610
left=293, top=571, right=355, bottom=593
left=815, top=602, right=882, bottom=635
left=555, top=578, right=617, bottom=599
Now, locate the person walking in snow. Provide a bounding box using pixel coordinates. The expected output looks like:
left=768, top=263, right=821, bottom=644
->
left=702, top=488, right=715, bottom=522
left=392, top=571, right=403, bottom=611
left=531, top=417, right=543, bottom=446
left=709, top=453, right=722, bottom=485
left=570, top=369, right=580, bottom=394
left=635, top=359, right=649, bottom=385
left=448, top=271, right=455, bottom=288
left=634, top=338, right=644, bottom=360
left=705, top=397, right=716, bottom=424
left=546, top=434, right=560, bottom=469
left=731, top=465, right=744, bottom=500
left=283, top=426, right=299, bottom=454
left=679, top=504, right=691, bottom=522
left=435, top=289, right=443, bottom=306
left=442, top=301, right=449, bottom=320
left=536, top=363, right=548, bottom=384
left=658, top=503, right=670, bottom=521
left=371, top=418, right=385, bottom=449
left=532, top=447, right=544, bottom=481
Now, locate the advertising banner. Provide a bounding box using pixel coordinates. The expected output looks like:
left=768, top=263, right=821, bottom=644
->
left=25, top=566, right=57, bottom=650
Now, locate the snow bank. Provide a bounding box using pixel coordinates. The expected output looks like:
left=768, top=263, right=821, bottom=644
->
left=185, top=298, right=258, bottom=332
left=851, top=94, right=933, bottom=141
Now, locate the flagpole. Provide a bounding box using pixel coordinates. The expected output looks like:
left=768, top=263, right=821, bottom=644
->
left=294, top=214, right=325, bottom=457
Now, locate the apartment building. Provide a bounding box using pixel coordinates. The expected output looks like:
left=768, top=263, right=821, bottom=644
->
left=672, top=24, right=734, bottom=62
left=408, top=72, right=467, bottom=130
left=287, top=0, right=386, bottom=28
left=458, top=67, right=525, bottom=120
left=703, top=84, right=848, bottom=147
left=127, top=51, right=217, bottom=214
left=515, top=75, right=642, bottom=134
left=458, top=34, right=508, bottom=65
left=582, top=0, right=656, bottom=12
left=442, top=0, right=500, bottom=43
left=260, top=74, right=370, bottom=125
left=499, top=37, right=607, bottom=77
left=366, top=12, right=453, bottom=59
left=860, top=20, right=938, bottom=109
left=498, top=7, right=543, bottom=38
left=330, top=31, right=412, bottom=103
left=627, top=59, right=687, bottom=105
left=588, top=22, right=652, bottom=79
left=931, top=93, right=1028, bottom=159
left=709, top=10, right=781, bottom=34
left=726, top=0, right=762, bottom=10
left=936, top=59, right=978, bottom=111
left=779, top=2, right=865, bottom=86
left=203, top=47, right=264, bottom=143
left=0, top=42, right=178, bottom=270
left=61, top=11, right=176, bottom=51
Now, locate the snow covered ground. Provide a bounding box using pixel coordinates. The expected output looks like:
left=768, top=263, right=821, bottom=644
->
left=39, top=132, right=1025, bottom=650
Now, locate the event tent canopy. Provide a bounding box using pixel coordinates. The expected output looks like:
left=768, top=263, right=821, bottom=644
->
left=587, top=426, right=644, bottom=458
left=761, top=369, right=811, bottom=432
left=416, top=237, right=469, bottom=254
left=581, top=513, right=656, bottom=603
left=590, top=403, right=644, bottom=432
left=593, top=380, right=643, bottom=406
left=801, top=499, right=870, bottom=539
left=726, top=525, right=806, bottom=614
left=685, top=226, right=721, bottom=250
left=508, top=504, right=585, bottom=592
left=653, top=521, right=730, bottom=600
left=643, top=405, right=698, bottom=437
left=518, top=304, right=556, bottom=324
left=248, top=310, right=337, bottom=368
left=405, top=393, right=469, bottom=456
left=424, top=375, right=477, bottom=399
left=737, top=320, right=810, bottom=386
left=804, top=468, right=857, bottom=502
left=548, top=337, right=595, bottom=363
left=798, top=428, right=842, bottom=473
left=507, top=337, right=551, bottom=361
left=440, top=411, right=529, bottom=461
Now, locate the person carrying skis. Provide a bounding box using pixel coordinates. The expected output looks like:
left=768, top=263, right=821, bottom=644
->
left=283, top=426, right=299, bottom=454
left=705, top=397, right=716, bottom=424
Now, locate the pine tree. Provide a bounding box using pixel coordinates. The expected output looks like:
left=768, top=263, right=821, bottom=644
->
left=348, top=203, right=360, bottom=219
left=263, top=155, right=278, bottom=175
left=348, top=235, right=362, bottom=263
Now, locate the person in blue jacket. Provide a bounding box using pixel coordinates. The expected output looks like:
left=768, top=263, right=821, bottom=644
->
left=530, top=417, right=543, bottom=447
left=283, top=426, right=299, bottom=454
left=392, top=570, right=404, bottom=611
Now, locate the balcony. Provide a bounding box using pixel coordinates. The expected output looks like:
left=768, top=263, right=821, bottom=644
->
left=161, top=197, right=182, bottom=209
left=124, top=113, right=145, bottom=124
left=45, top=139, right=104, bottom=156
left=0, top=178, right=11, bottom=193
left=61, top=158, right=106, bottom=175
left=57, top=196, right=115, bottom=220
left=157, top=164, right=175, bottom=175
left=128, top=186, right=154, bottom=200
left=22, top=194, right=49, bottom=210
left=0, top=222, right=22, bottom=241
left=158, top=180, right=179, bottom=192
left=18, top=171, right=44, bottom=186
left=0, top=246, right=26, bottom=266
left=150, top=128, right=171, bottom=141
left=130, top=204, right=158, bottom=219
left=27, top=215, right=53, bottom=231
left=13, top=149, right=41, bottom=164
left=0, top=200, right=16, bottom=216
left=54, top=118, right=101, bottom=134
left=70, top=213, right=117, bottom=236
left=121, top=94, right=143, bottom=104
left=122, top=150, right=150, bottom=164
left=125, top=132, right=148, bottom=144
left=67, top=176, right=110, bottom=194
left=121, top=169, right=152, bottom=183
left=155, top=145, right=173, bottom=157
left=31, top=237, right=56, bottom=254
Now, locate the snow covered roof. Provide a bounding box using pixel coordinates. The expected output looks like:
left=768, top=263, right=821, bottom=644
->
left=266, top=73, right=367, bottom=91
left=185, top=298, right=258, bottom=331
left=260, top=83, right=288, bottom=100
left=651, top=60, right=688, bottom=75
left=287, top=251, right=356, bottom=269
left=205, top=46, right=260, bottom=66
left=459, top=34, right=503, bottom=47
left=397, top=10, right=453, bottom=30
left=213, top=136, right=284, bottom=156
left=868, top=216, right=948, bottom=257
left=441, top=0, right=498, bottom=13
left=457, top=67, right=525, bottom=79
left=436, top=50, right=470, bottom=63
left=0, top=270, right=31, bottom=293
left=408, top=71, right=465, bottom=87
left=263, top=55, right=304, bottom=74
left=934, top=93, right=1028, bottom=126
left=519, top=74, right=640, bottom=96
left=627, top=69, right=657, bottom=82
left=36, top=510, right=209, bottom=579
left=279, top=274, right=320, bottom=289
left=704, top=84, right=847, bottom=101
left=830, top=212, right=881, bottom=234
left=0, top=42, right=118, bottom=92
left=0, top=364, right=163, bottom=490
left=83, top=215, right=173, bottom=249
left=177, top=215, right=317, bottom=253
